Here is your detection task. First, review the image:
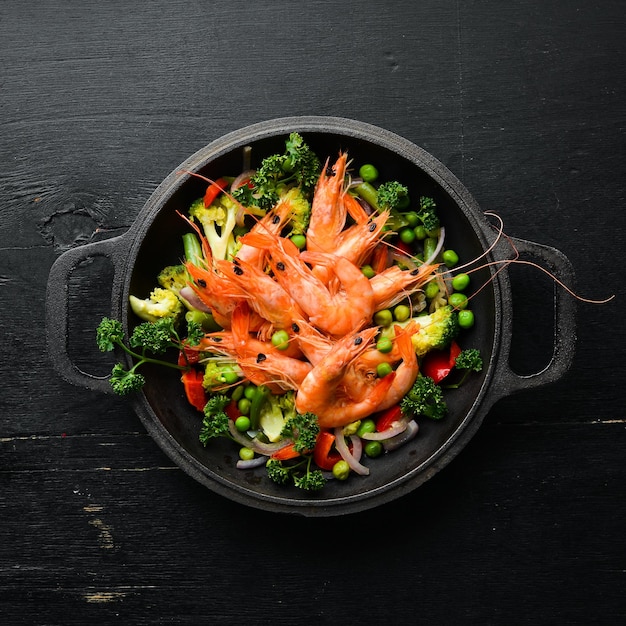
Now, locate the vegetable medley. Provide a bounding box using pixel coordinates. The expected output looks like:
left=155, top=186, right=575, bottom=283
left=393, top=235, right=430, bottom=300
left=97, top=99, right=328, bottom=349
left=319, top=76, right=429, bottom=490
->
left=97, top=132, right=483, bottom=491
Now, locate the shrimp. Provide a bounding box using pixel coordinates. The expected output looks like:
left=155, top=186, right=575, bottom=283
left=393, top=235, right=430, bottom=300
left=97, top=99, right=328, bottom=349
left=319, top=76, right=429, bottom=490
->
left=306, top=152, right=349, bottom=252
left=369, top=262, right=440, bottom=310
left=295, top=328, right=397, bottom=428
left=214, top=257, right=305, bottom=331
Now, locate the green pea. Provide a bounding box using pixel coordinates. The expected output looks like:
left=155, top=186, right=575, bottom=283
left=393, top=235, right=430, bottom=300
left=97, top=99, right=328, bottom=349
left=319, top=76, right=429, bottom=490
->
left=452, top=273, right=470, bottom=291
left=414, top=225, right=427, bottom=240
left=332, top=460, right=351, bottom=480
left=235, top=415, right=251, bottom=432
left=394, top=304, right=410, bottom=322
left=376, top=336, right=393, bottom=353
left=237, top=397, right=251, bottom=415
left=404, top=211, right=420, bottom=228
left=425, top=281, right=440, bottom=300
left=231, top=384, right=244, bottom=403
left=449, top=292, right=468, bottom=310
left=364, top=440, right=383, bottom=458
left=361, top=264, right=376, bottom=279
left=271, top=329, right=290, bottom=350
left=357, top=418, right=376, bottom=437
left=221, top=367, right=239, bottom=385
left=359, top=164, right=379, bottom=183
left=376, top=362, right=393, bottom=378
left=442, top=249, right=459, bottom=268
left=244, top=385, right=257, bottom=401
left=239, top=447, right=255, bottom=461
left=374, top=309, right=393, bottom=327
left=290, top=234, right=307, bottom=250
left=458, top=309, right=475, bottom=329
left=399, top=227, right=416, bottom=245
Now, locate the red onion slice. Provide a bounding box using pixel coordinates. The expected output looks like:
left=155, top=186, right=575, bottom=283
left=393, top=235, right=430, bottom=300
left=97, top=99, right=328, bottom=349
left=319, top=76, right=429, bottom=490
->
left=334, top=427, right=370, bottom=476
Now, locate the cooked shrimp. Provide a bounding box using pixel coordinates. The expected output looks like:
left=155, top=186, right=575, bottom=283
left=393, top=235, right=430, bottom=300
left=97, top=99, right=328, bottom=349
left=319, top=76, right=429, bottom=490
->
left=295, top=328, right=397, bottom=428
left=214, top=257, right=305, bottom=331
left=369, top=262, right=439, bottom=310
left=306, top=152, right=349, bottom=252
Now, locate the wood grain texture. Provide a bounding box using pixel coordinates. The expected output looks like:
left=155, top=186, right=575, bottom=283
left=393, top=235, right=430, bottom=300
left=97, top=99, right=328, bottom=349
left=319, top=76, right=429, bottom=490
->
left=1, top=0, right=624, bottom=623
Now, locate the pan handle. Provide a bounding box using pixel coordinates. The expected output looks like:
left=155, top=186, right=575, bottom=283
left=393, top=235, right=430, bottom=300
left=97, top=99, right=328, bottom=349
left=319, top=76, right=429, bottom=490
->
left=46, top=235, right=128, bottom=394
left=489, top=237, right=577, bottom=400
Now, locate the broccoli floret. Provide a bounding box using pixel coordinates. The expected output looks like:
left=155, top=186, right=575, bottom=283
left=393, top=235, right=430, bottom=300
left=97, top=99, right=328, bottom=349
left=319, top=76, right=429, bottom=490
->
left=416, top=196, right=440, bottom=232
left=96, top=317, right=188, bottom=395
left=157, top=264, right=189, bottom=297
left=376, top=180, right=409, bottom=211
left=232, top=132, right=321, bottom=211
left=379, top=305, right=459, bottom=358
left=411, top=305, right=460, bottom=357
left=199, top=394, right=231, bottom=444
left=283, top=187, right=312, bottom=237
left=129, top=287, right=184, bottom=324
left=202, top=360, right=242, bottom=391
left=260, top=391, right=297, bottom=442
left=281, top=411, right=320, bottom=454
left=188, top=194, right=240, bottom=261
left=401, top=375, right=447, bottom=420
left=265, top=456, right=325, bottom=492
left=445, top=349, right=484, bottom=389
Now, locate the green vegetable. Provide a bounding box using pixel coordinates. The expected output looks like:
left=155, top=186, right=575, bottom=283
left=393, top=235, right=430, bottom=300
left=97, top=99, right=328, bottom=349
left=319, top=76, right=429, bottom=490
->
left=400, top=375, right=447, bottom=420
left=376, top=336, right=393, bottom=353
left=332, top=460, right=350, bottom=480
left=364, top=440, right=383, bottom=458
left=249, top=384, right=271, bottom=430
left=290, top=233, right=307, bottom=249
left=374, top=309, right=393, bottom=326
left=232, top=132, right=321, bottom=211
left=259, top=391, right=297, bottom=442
left=199, top=394, right=231, bottom=444
left=448, top=292, right=468, bottom=310
left=458, top=309, right=475, bottom=329
left=359, top=163, right=379, bottom=183
left=281, top=411, right=320, bottom=454
left=442, top=249, right=459, bottom=268
left=235, top=415, right=251, bottom=432
left=271, top=329, right=290, bottom=350
left=451, top=273, right=470, bottom=291
left=356, top=418, right=376, bottom=437
left=202, top=360, right=241, bottom=391
left=376, top=362, right=393, bottom=378
left=239, top=447, right=255, bottom=461
left=415, top=196, right=440, bottom=233
left=266, top=457, right=325, bottom=491
left=377, top=181, right=409, bottom=211
left=380, top=305, right=459, bottom=357
left=96, top=317, right=193, bottom=395
left=129, top=287, right=184, bottom=324
left=188, top=193, right=241, bottom=261
left=394, top=304, right=410, bottom=322
left=445, top=349, right=484, bottom=389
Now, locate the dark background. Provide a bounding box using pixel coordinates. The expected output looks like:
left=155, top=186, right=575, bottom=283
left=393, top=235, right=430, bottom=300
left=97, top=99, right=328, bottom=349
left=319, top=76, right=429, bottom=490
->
left=1, top=1, right=624, bottom=624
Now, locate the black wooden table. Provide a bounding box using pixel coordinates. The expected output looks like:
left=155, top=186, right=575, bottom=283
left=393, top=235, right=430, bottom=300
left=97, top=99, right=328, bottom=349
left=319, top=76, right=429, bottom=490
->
left=2, top=2, right=624, bottom=624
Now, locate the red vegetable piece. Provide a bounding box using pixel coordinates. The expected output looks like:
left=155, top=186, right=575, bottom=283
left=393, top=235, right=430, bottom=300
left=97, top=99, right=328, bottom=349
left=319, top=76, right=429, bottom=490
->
left=313, top=430, right=342, bottom=470
left=203, top=177, right=229, bottom=208
left=375, top=405, right=403, bottom=432
left=421, top=340, right=462, bottom=384
left=224, top=400, right=241, bottom=421
left=270, top=442, right=301, bottom=461
left=181, top=368, right=207, bottom=412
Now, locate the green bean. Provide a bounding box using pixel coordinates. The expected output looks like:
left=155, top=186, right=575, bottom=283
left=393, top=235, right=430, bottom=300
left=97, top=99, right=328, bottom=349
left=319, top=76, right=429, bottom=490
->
left=249, top=385, right=270, bottom=430
left=182, top=232, right=203, bottom=265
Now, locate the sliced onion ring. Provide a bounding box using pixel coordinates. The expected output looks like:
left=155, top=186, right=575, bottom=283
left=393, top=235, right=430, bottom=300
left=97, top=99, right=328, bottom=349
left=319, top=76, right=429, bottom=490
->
left=236, top=455, right=269, bottom=470
left=361, top=419, right=408, bottom=441
left=334, top=427, right=370, bottom=476
left=228, top=421, right=292, bottom=456
left=382, top=420, right=419, bottom=452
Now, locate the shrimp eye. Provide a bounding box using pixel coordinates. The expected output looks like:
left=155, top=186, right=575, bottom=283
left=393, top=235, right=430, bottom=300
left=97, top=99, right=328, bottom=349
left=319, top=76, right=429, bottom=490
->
left=291, top=323, right=300, bottom=333
left=276, top=262, right=285, bottom=271
left=197, top=279, right=207, bottom=288
left=326, top=166, right=335, bottom=177
left=256, top=353, right=267, bottom=363
left=354, top=336, right=363, bottom=345
left=233, top=265, right=244, bottom=276
left=272, top=214, right=280, bottom=224
left=410, top=268, right=419, bottom=276
left=211, top=337, right=222, bottom=343
left=369, top=222, right=376, bottom=232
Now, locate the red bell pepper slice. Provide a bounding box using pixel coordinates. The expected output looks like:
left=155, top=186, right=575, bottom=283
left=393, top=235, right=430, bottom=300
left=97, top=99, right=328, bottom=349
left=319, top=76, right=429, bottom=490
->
left=203, top=177, right=229, bottom=208
left=421, top=340, right=462, bottom=384
left=270, top=442, right=301, bottom=461
left=224, top=400, right=241, bottom=421
left=181, top=368, right=207, bottom=412
left=375, top=404, right=404, bottom=432
left=313, top=430, right=343, bottom=470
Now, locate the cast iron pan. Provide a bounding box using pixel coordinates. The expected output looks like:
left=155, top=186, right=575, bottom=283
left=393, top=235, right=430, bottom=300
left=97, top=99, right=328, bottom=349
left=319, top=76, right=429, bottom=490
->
left=46, top=117, right=576, bottom=516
